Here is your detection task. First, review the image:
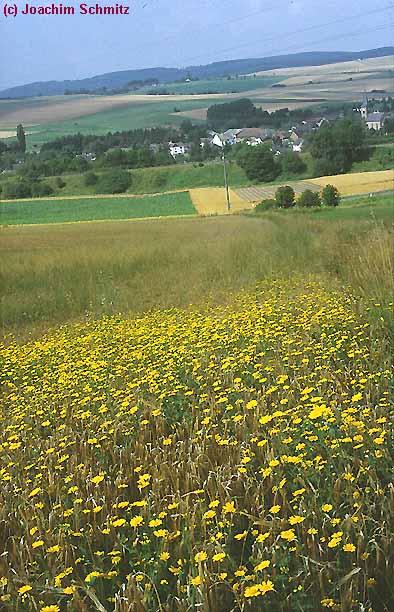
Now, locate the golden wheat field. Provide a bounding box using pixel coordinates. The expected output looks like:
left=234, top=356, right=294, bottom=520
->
left=309, top=170, right=394, bottom=197
left=0, top=274, right=393, bottom=612
left=190, top=188, right=250, bottom=215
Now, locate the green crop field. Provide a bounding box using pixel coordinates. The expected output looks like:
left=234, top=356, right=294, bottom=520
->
left=133, top=75, right=283, bottom=95
left=0, top=191, right=196, bottom=225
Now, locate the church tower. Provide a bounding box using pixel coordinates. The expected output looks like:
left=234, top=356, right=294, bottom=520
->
left=360, top=94, right=368, bottom=121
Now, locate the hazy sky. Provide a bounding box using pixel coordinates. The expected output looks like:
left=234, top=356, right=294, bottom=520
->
left=1, top=0, right=393, bottom=88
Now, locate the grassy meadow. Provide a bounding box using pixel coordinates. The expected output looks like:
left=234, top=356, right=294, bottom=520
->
left=0, top=196, right=393, bottom=611
left=0, top=192, right=196, bottom=226
left=0, top=162, right=251, bottom=200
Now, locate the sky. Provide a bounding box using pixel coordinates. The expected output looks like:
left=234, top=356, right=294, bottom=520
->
left=0, top=0, right=393, bottom=89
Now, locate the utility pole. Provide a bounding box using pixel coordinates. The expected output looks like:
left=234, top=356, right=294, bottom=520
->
left=222, top=146, right=231, bottom=212
left=213, top=133, right=231, bottom=212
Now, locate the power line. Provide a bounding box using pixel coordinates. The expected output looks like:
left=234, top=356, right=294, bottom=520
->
left=124, top=0, right=300, bottom=59
left=177, top=4, right=394, bottom=66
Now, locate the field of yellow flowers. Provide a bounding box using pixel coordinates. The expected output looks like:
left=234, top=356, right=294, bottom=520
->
left=0, top=277, right=393, bottom=612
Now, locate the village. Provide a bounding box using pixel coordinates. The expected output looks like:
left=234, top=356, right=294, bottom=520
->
left=168, top=95, right=392, bottom=159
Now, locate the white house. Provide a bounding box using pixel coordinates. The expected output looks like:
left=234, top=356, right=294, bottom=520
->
left=169, top=142, right=189, bottom=157
left=292, top=140, right=304, bottom=152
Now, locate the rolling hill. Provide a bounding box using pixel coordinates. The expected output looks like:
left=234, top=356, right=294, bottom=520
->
left=1, top=47, right=393, bottom=99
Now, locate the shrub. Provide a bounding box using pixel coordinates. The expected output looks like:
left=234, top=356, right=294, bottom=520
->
left=56, top=177, right=66, bottom=189
left=321, top=184, right=340, bottom=207
left=255, top=198, right=276, bottom=212
left=84, top=171, right=98, bottom=186
left=313, top=157, right=343, bottom=177
left=151, top=174, right=167, bottom=189
left=96, top=169, right=131, bottom=194
left=31, top=181, right=54, bottom=198
left=2, top=180, right=32, bottom=199
left=297, top=189, right=321, bottom=208
left=275, top=185, right=295, bottom=209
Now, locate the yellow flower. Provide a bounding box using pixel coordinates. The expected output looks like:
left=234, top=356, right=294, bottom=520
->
left=351, top=393, right=362, bottom=402
left=203, top=510, right=216, bottom=520
left=18, top=585, right=32, bottom=595
left=288, top=515, right=305, bottom=525
left=269, top=505, right=281, bottom=514
left=28, top=488, right=41, bottom=498
left=307, top=528, right=318, bottom=535
left=32, top=540, right=44, bottom=549
left=40, top=606, right=60, bottom=612
left=222, top=501, right=236, bottom=514
left=191, top=575, right=201, bottom=586
left=91, top=473, right=105, bottom=485
left=244, top=580, right=275, bottom=597
left=85, top=571, right=102, bottom=583
left=63, top=586, right=76, bottom=595
left=254, top=560, right=270, bottom=572
left=160, top=552, right=170, bottom=561
left=194, top=551, right=207, bottom=563
left=234, top=530, right=248, bottom=541
left=130, top=515, right=144, bottom=527
left=244, top=584, right=261, bottom=598
left=280, top=529, right=296, bottom=542
left=321, top=504, right=333, bottom=512
left=212, top=552, right=226, bottom=562
left=343, top=543, right=356, bottom=552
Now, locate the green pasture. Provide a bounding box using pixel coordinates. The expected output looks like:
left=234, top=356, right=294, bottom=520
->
left=0, top=191, right=196, bottom=225
left=132, top=75, right=283, bottom=95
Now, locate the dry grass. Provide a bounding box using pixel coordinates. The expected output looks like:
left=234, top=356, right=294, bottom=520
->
left=1, top=212, right=393, bottom=339
left=253, top=55, right=394, bottom=78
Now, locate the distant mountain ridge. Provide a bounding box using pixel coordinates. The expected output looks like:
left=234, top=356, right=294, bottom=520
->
left=1, top=47, right=393, bottom=99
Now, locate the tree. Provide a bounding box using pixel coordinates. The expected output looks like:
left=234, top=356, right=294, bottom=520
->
left=321, top=184, right=340, bottom=207
left=280, top=151, right=307, bottom=176
left=384, top=117, right=394, bottom=134
left=31, top=181, right=54, bottom=197
left=236, top=144, right=280, bottom=182
left=84, top=171, right=98, bottom=186
left=275, top=185, right=295, bottom=208
left=2, top=180, right=32, bottom=199
left=309, top=118, right=365, bottom=175
left=297, top=189, right=321, bottom=208
left=16, top=124, right=26, bottom=153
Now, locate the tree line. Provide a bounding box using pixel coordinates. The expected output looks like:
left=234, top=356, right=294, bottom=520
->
left=207, top=98, right=320, bottom=131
